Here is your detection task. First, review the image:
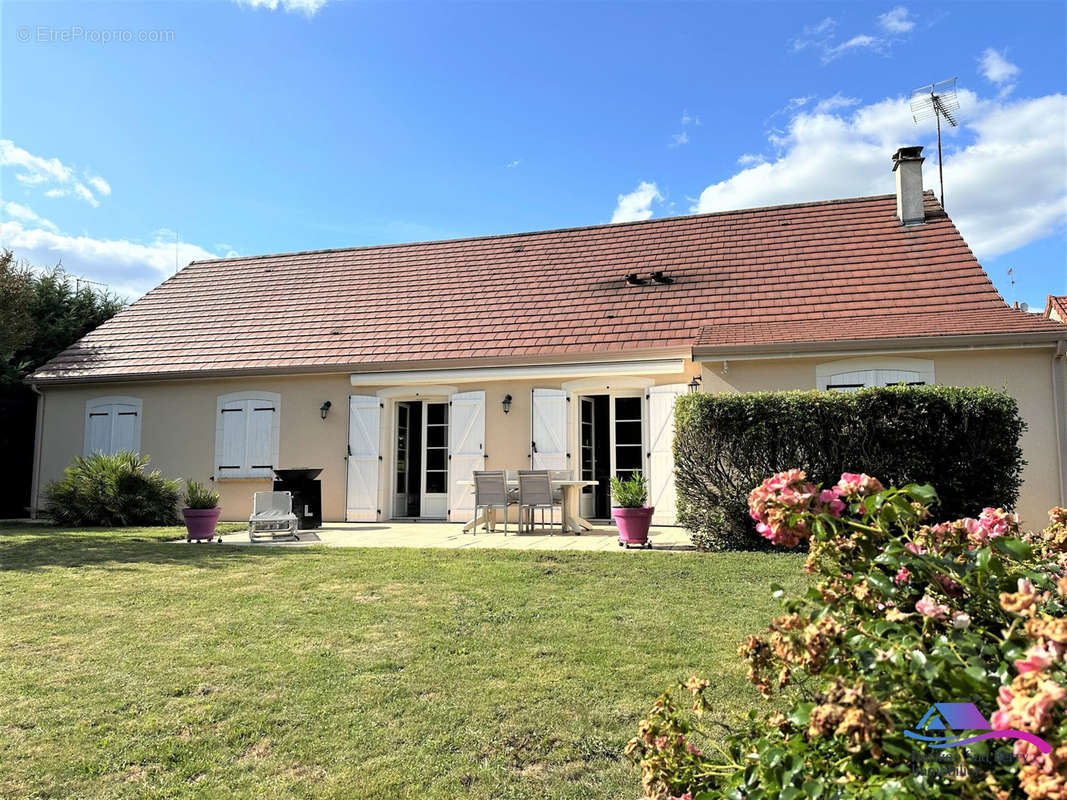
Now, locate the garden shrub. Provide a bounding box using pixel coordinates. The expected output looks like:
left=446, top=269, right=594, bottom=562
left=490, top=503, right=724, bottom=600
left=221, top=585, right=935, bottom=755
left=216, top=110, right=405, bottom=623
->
left=44, top=451, right=181, bottom=526
left=628, top=470, right=1067, bottom=799
left=674, top=386, right=1026, bottom=551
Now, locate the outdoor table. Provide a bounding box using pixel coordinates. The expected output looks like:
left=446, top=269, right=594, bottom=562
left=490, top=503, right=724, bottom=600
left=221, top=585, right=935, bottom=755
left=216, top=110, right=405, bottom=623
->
left=457, top=478, right=598, bottom=534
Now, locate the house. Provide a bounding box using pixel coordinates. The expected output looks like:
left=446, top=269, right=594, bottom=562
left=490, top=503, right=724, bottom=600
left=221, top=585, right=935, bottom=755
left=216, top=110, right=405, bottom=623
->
left=27, top=147, right=1067, bottom=528
left=1045, top=295, right=1067, bottom=324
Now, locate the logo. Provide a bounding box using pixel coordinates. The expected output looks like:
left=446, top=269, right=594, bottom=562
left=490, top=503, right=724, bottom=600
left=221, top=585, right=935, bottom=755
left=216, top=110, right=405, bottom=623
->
left=904, top=703, right=1051, bottom=753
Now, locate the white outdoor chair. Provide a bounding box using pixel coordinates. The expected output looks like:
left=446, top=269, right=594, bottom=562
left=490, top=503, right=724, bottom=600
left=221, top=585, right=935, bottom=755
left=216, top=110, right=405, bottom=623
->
left=473, top=471, right=515, bottom=535
left=518, top=470, right=563, bottom=534
left=248, top=491, right=299, bottom=542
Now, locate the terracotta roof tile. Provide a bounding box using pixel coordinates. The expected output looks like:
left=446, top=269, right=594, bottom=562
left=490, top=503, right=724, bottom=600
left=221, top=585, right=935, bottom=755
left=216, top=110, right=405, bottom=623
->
left=30, top=192, right=1061, bottom=382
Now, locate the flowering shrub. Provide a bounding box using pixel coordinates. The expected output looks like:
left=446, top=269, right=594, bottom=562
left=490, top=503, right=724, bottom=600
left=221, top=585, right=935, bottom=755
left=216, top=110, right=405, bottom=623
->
left=628, top=470, right=1067, bottom=799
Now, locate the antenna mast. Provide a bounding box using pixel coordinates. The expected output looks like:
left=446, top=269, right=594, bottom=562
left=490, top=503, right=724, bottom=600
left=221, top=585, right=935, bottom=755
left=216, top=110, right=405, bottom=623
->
left=909, top=77, right=960, bottom=210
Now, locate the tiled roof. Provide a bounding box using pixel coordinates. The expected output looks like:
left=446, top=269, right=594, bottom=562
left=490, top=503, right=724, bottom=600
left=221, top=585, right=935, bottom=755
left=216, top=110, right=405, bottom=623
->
left=1046, top=295, right=1067, bottom=322
left=31, top=192, right=1065, bottom=382
left=696, top=308, right=1067, bottom=351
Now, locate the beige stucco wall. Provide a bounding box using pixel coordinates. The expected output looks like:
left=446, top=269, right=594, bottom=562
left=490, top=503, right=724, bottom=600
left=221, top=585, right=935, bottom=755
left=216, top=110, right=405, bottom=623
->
left=699, top=347, right=1065, bottom=529
left=31, top=348, right=1065, bottom=529
left=32, top=362, right=699, bottom=523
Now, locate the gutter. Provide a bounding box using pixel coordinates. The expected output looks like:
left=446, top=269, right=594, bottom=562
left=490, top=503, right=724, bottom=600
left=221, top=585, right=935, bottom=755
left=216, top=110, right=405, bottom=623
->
left=26, top=347, right=696, bottom=387
left=693, top=332, right=1066, bottom=361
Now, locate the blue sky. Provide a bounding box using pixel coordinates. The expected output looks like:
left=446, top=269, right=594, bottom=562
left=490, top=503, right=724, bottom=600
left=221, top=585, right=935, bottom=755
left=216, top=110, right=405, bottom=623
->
left=1, top=0, right=1064, bottom=309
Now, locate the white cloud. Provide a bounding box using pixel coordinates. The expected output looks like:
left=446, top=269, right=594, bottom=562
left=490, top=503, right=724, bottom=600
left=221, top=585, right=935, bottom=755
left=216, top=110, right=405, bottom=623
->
left=691, top=88, right=1066, bottom=260
left=86, top=175, right=111, bottom=197
left=737, top=153, right=766, bottom=166
left=233, top=0, right=327, bottom=15
left=0, top=221, right=227, bottom=300
left=670, top=132, right=689, bottom=148
left=681, top=109, right=702, bottom=126
left=505, top=159, right=521, bottom=169
left=0, top=139, right=107, bottom=207
left=878, top=6, right=915, bottom=33
left=611, top=182, right=663, bottom=223
left=823, top=34, right=881, bottom=61
left=979, top=48, right=1021, bottom=98
left=793, top=7, right=915, bottom=64
left=1, top=201, right=58, bottom=233
left=814, top=93, right=861, bottom=114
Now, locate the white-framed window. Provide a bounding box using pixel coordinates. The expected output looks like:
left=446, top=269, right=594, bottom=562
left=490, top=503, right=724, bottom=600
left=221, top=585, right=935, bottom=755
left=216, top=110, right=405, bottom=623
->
left=84, top=396, right=142, bottom=455
left=816, top=357, right=935, bottom=392
left=214, top=391, right=281, bottom=479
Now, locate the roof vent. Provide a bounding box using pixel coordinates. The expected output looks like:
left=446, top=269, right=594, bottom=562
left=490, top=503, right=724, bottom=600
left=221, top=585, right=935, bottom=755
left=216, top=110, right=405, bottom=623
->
left=649, top=271, right=674, bottom=285
left=625, top=273, right=647, bottom=286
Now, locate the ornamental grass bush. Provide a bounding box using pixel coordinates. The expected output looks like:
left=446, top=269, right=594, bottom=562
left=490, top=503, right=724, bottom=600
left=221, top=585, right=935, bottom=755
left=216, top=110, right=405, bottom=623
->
left=627, top=470, right=1067, bottom=800
left=44, top=451, right=181, bottom=526
left=674, top=386, right=1026, bottom=551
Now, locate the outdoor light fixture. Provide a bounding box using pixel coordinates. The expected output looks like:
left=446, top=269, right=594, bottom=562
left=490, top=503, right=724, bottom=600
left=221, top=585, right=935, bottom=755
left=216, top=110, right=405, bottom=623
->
left=319, top=400, right=332, bottom=420
left=687, top=376, right=702, bottom=393
left=502, top=394, right=513, bottom=414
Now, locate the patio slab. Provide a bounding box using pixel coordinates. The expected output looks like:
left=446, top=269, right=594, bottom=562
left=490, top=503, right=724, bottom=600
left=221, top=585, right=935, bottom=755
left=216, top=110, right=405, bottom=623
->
left=191, top=521, right=694, bottom=552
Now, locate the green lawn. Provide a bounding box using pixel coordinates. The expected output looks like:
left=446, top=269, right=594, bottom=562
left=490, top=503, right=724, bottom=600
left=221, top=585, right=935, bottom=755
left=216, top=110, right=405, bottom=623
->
left=0, top=526, right=805, bottom=799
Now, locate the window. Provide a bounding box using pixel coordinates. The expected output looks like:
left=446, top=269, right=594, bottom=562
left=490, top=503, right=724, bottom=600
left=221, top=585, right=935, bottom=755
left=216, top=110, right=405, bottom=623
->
left=84, top=396, right=142, bottom=455
left=816, top=358, right=934, bottom=392
left=613, top=395, right=644, bottom=481
left=215, top=391, right=281, bottom=479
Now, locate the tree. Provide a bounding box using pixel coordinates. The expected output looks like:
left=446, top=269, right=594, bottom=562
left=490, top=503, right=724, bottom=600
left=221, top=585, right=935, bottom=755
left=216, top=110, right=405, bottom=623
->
left=0, top=251, right=124, bottom=516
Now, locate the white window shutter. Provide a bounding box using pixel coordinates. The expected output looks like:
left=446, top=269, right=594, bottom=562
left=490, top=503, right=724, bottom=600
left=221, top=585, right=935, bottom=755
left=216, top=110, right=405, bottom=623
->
left=448, top=390, right=485, bottom=522
left=218, top=400, right=248, bottom=475
left=85, top=397, right=143, bottom=456
left=647, top=384, right=686, bottom=525
left=110, top=405, right=140, bottom=453
left=346, top=395, right=381, bottom=521
left=530, top=388, right=568, bottom=471
left=85, top=410, right=112, bottom=455
left=245, top=403, right=276, bottom=474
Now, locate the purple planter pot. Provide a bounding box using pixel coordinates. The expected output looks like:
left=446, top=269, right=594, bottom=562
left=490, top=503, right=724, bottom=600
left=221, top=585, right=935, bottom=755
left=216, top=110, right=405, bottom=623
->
left=182, top=507, right=222, bottom=542
left=612, top=506, right=654, bottom=548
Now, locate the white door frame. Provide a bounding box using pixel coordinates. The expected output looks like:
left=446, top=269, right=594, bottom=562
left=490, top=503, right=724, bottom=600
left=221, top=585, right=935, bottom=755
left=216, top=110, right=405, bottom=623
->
left=374, top=387, right=457, bottom=521
left=564, top=382, right=650, bottom=518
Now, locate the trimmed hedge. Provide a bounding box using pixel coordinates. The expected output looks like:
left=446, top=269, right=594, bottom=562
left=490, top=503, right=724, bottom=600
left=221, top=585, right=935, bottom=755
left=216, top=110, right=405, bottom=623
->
left=674, top=385, right=1026, bottom=550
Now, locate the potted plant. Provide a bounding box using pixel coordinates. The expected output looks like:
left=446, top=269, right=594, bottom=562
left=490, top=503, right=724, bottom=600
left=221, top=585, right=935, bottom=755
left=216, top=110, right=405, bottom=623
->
left=182, top=480, right=222, bottom=543
left=610, top=473, right=653, bottom=549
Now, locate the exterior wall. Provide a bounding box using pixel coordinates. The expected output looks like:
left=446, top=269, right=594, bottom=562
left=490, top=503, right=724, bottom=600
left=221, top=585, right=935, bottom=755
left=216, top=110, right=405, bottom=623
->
left=699, top=347, right=1065, bottom=529
left=32, top=362, right=699, bottom=523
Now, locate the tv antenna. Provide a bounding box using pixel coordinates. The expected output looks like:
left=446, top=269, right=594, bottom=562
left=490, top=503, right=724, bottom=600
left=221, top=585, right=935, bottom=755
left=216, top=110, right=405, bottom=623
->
left=74, top=276, right=107, bottom=293
left=910, top=77, right=959, bottom=210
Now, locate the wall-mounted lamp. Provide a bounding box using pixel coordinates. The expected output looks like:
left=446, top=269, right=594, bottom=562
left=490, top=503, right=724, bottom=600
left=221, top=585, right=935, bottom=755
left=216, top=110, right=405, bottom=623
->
left=319, top=400, right=332, bottom=420
left=502, top=394, right=513, bottom=414
left=687, top=376, right=702, bottom=393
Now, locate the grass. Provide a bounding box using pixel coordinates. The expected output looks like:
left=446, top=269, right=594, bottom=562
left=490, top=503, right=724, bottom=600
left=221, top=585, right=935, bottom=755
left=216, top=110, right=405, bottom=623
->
left=0, top=526, right=806, bottom=799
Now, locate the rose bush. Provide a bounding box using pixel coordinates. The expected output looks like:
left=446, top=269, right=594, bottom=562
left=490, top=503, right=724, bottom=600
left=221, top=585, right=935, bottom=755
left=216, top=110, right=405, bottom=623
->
left=627, top=470, right=1067, bottom=799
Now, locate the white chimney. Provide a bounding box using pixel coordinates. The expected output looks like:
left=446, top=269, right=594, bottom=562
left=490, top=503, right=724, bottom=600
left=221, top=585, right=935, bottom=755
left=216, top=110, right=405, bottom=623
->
left=892, top=146, right=926, bottom=225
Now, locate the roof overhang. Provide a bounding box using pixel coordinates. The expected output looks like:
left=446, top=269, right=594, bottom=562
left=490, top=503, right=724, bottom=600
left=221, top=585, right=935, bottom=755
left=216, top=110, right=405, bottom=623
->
left=349, top=357, right=688, bottom=386
left=29, top=347, right=693, bottom=387
left=693, top=332, right=1067, bottom=362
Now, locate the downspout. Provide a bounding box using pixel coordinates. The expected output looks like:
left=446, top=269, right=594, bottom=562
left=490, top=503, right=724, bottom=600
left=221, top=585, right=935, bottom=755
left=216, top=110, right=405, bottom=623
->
left=29, top=383, right=45, bottom=519
left=1052, top=342, right=1067, bottom=507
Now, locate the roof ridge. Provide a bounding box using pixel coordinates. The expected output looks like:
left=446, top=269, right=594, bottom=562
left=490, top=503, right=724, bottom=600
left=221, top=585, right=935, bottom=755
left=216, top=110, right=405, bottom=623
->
left=187, top=193, right=903, bottom=266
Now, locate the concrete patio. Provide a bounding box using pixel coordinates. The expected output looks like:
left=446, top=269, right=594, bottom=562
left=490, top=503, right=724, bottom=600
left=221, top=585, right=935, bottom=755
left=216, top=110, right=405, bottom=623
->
left=197, top=521, right=694, bottom=552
